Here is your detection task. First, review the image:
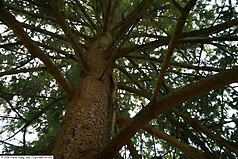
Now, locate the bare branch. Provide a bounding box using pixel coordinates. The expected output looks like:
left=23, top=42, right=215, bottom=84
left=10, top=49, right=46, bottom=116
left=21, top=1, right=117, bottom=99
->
left=21, top=23, right=67, bottom=41
left=115, top=64, right=145, bottom=91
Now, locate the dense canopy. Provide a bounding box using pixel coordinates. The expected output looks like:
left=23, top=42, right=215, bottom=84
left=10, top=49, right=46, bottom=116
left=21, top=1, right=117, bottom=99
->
left=0, top=0, right=238, bottom=158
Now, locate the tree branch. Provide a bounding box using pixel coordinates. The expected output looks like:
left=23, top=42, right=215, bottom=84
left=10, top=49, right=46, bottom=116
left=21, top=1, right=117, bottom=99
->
left=117, top=116, right=211, bottom=159
left=118, top=83, right=151, bottom=99
left=118, top=18, right=238, bottom=58
left=0, top=89, right=26, bottom=122
left=112, top=0, right=153, bottom=46
left=0, top=8, right=73, bottom=96
left=118, top=73, right=238, bottom=155
left=172, top=108, right=238, bottom=155
left=21, top=23, right=67, bottom=41
left=5, top=3, right=55, bottom=21
left=101, top=0, right=113, bottom=32
left=101, top=67, right=238, bottom=158
left=115, top=64, right=145, bottom=91
left=165, top=113, right=213, bottom=155
left=126, top=140, right=140, bottom=159
left=0, top=67, right=46, bottom=77
left=182, top=18, right=238, bottom=37
left=123, top=55, right=222, bottom=72
left=76, top=1, right=98, bottom=33
left=48, top=0, right=87, bottom=71
left=150, top=0, right=197, bottom=102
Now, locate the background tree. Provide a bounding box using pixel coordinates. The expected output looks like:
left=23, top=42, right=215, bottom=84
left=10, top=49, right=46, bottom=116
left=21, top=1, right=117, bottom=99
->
left=0, top=0, right=238, bottom=158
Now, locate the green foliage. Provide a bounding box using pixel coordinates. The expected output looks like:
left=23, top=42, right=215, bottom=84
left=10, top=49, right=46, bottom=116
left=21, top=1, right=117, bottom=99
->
left=0, top=0, right=238, bottom=158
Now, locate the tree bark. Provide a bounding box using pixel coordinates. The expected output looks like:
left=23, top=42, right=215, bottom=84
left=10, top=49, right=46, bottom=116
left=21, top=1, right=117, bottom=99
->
left=51, top=36, right=113, bottom=159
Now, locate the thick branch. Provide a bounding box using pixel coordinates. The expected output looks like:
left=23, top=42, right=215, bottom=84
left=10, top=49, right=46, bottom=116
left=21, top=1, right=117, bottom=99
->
left=126, top=140, right=140, bottom=159
left=0, top=8, right=73, bottom=96
left=101, top=0, right=113, bottom=32
left=118, top=74, right=238, bottom=155
left=101, top=67, right=238, bottom=158
left=181, top=36, right=238, bottom=43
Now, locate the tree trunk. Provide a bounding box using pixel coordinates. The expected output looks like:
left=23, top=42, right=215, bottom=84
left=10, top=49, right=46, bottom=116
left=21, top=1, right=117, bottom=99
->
left=51, top=37, right=113, bottom=159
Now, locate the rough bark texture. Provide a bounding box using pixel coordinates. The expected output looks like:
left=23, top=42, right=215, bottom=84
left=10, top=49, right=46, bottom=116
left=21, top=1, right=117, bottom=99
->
left=51, top=35, right=113, bottom=159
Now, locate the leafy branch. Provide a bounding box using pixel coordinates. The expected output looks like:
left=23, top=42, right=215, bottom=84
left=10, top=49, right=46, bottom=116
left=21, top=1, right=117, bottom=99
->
left=0, top=8, right=73, bottom=96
